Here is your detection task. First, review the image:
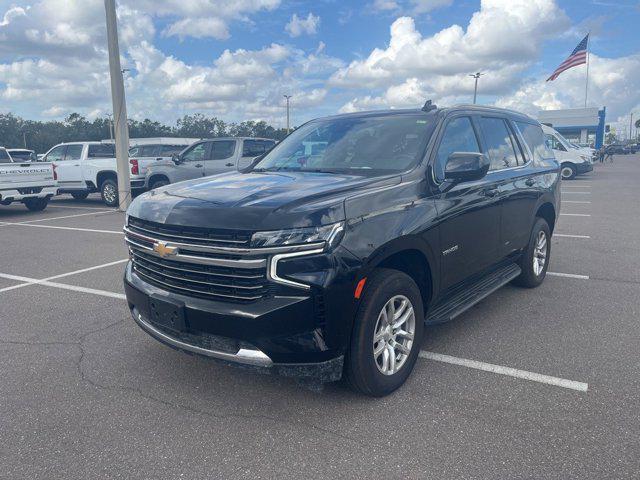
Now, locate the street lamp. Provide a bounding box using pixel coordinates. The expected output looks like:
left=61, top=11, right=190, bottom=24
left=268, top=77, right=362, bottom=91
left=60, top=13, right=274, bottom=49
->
left=283, top=95, right=292, bottom=134
left=469, top=72, right=483, bottom=104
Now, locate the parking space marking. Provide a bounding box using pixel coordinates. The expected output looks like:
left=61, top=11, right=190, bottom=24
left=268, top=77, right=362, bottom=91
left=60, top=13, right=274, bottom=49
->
left=0, top=222, right=123, bottom=235
left=559, top=213, right=591, bottom=217
left=11, top=210, right=115, bottom=224
left=562, top=200, right=591, bottom=204
left=0, top=272, right=126, bottom=299
left=561, top=191, right=590, bottom=194
left=419, top=351, right=588, bottom=392
left=47, top=204, right=112, bottom=210
left=0, top=259, right=128, bottom=294
left=554, top=233, right=590, bottom=239
left=547, top=271, right=590, bottom=280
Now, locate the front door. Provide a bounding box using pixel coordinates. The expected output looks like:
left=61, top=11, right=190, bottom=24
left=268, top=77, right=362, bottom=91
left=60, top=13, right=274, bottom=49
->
left=431, top=115, right=502, bottom=290
left=47, top=144, right=84, bottom=189
left=175, top=142, right=207, bottom=182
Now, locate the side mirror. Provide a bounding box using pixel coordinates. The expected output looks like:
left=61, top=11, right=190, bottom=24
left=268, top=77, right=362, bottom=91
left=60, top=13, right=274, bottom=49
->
left=444, top=152, right=490, bottom=182
left=171, top=153, right=182, bottom=164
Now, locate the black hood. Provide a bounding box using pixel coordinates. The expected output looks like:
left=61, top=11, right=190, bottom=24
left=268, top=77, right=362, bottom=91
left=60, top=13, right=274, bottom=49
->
left=128, top=170, right=400, bottom=231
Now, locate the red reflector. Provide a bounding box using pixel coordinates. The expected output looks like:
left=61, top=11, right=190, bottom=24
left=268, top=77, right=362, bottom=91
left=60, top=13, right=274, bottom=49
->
left=354, top=277, right=367, bottom=299
left=129, top=158, right=139, bottom=175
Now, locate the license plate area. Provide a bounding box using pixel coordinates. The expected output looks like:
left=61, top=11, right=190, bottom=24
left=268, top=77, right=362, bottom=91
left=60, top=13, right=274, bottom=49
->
left=148, top=295, right=186, bottom=332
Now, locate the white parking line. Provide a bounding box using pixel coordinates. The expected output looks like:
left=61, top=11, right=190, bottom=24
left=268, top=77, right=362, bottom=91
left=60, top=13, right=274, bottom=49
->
left=419, top=351, right=588, bottom=392
left=0, top=259, right=128, bottom=294
left=547, top=271, right=590, bottom=280
left=560, top=213, right=590, bottom=217
left=561, top=191, right=590, bottom=194
left=0, top=272, right=126, bottom=299
left=0, top=222, right=123, bottom=235
left=10, top=210, right=115, bottom=224
left=47, top=204, right=111, bottom=210
left=562, top=200, right=591, bottom=204
left=554, top=233, right=591, bottom=239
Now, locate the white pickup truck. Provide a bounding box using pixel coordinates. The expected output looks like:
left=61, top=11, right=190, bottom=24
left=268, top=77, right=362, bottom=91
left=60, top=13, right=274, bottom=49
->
left=0, top=147, right=57, bottom=211
left=42, top=140, right=197, bottom=207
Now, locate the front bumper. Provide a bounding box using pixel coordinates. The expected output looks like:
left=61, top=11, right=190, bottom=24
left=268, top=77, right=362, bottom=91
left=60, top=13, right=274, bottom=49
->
left=124, top=262, right=346, bottom=381
left=0, top=185, right=56, bottom=203
left=576, top=162, right=593, bottom=174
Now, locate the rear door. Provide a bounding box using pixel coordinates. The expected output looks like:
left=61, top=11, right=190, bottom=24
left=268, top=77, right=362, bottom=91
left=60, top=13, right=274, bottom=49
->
left=203, top=140, right=237, bottom=176
left=432, top=115, right=502, bottom=290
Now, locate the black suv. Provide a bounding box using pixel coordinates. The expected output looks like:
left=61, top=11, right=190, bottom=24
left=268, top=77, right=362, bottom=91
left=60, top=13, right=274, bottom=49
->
left=124, top=104, right=560, bottom=396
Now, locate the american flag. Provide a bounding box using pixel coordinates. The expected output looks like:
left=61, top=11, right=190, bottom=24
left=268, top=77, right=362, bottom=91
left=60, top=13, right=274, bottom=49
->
left=546, top=34, right=589, bottom=82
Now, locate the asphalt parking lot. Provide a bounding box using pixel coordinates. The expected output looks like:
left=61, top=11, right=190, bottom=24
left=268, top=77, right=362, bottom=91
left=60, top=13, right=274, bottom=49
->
left=1, top=155, right=639, bottom=479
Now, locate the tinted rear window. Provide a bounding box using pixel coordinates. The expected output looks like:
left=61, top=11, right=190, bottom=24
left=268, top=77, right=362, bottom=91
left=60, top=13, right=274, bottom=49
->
left=516, top=122, right=554, bottom=162
left=88, top=144, right=115, bottom=158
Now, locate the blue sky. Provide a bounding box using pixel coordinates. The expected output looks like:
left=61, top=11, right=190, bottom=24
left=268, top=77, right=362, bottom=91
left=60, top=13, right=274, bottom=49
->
left=0, top=0, right=638, bottom=131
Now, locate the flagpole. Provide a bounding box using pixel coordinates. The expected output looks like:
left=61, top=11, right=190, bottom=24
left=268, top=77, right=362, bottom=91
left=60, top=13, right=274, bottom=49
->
left=584, top=32, right=590, bottom=108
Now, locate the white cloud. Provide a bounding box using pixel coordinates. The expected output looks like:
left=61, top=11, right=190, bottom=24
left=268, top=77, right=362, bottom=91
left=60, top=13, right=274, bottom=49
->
left=164, top=17, right=230, bottom=40
left=285, top=13, right=320, bottom=37
left=410, top=0, right=453, bottom=14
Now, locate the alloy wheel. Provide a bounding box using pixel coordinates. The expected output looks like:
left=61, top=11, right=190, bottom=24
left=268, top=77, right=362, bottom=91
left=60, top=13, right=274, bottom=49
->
left=532, top=230, right=547, bottom=276
left=103, top=183, right=117, bottom=204
left=372, top=295, right=416, bottom=376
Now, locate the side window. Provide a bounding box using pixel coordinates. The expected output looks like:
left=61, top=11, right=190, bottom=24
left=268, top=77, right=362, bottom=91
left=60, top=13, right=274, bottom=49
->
left=88, top=144, right=115, bottom=158
left=45, top=145, right=66, bottom=162
left=515, top=122, right=554, bottom=163
left=128, top=146, right=141, bottom=157
left=0, top=148, right=11, bottom=163
left=161, top=145, right=185, bottom=156
left=140, top=145, right=160, bottom=157
left=242, top=140, right=273, bottom=157
left=182, top=143, right=207, bottom=162
left=434, top=117, right=480, bottom=181
left=211, top=140, right=236, bottom=160
left=479, top=117, right=518, bottom=171
left=64, top=144, right=84, bottom=161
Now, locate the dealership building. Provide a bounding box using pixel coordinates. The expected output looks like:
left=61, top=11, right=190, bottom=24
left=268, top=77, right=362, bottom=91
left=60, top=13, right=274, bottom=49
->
left=537, top=107, right=606, bottom=149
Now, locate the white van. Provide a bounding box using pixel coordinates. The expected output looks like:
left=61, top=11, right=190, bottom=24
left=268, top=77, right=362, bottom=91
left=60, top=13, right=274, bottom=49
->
left=542, top=125, right=593, bottom=180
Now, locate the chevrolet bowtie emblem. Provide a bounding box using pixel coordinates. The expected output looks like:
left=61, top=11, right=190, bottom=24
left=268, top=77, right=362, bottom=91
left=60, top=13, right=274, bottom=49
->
left=153, top=241, right=177, bottom=258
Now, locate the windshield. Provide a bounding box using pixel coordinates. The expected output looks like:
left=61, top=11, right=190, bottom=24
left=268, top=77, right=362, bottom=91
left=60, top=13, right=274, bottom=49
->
left=252, top=113, right=434, bottom=175
left=0, top=148, right=11, bottom=163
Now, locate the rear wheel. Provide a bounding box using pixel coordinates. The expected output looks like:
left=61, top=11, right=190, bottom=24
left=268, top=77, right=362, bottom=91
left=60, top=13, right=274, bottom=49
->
left=71, top=192, right=89, bottom=200
left=561, top=163, right=577, bottom=180
left=100, top=178, right=118, bottom=207
left=345, top=268, right=424, bottom=397
left=24, top=197, right=49, bottom=212
left=513, top=217, right=551, bottom=288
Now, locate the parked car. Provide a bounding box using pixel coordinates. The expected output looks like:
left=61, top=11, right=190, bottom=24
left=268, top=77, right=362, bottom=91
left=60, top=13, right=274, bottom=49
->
left=0, top=147, right=57, bottom=211
left=7, top=149, right=37, bottom=162
left=144, top=137, right=276, bottom=190
left=128, top=142, right=195, bottom=182
left=542, top=125, right=592, bottom=180
left=606, top=144, right=626, bottom=155
left=41, top=141, right=146, bottom=207
left=123, top=104, right=560, bottom=396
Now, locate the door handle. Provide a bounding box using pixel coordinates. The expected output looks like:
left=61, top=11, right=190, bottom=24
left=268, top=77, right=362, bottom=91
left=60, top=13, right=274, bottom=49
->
left=195, top=164, right=203, bottom=168
left=525, top=178, right=535, bottom=187
left=155, top=157, right=162, bottom=161
left=225, top=163, right=234, bottom=167
left=483, top=188, right=499, bottom=197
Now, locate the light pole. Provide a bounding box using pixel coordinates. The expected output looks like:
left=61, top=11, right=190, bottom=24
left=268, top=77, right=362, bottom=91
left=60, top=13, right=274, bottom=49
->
left=106, top=113, right=114, bottom=141
left=469, top=72, right=483, bottom=104
left=22, top=131, right=29, bottom=149
left=283, top=95, right=292, bottom=134
left=104, top=0, right=131, bottom=211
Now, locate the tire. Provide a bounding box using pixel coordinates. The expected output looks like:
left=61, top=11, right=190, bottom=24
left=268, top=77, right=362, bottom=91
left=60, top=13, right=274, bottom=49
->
left=561, top=163, right=577, bottom=180
left=71, top=192, right=89, bottom=200
left=345, top=268, right=424, bottom=397
left=24, top=197, right=49, bottom=212
left=150, top=178, right=169, bottom=190
left=100, top=178, right=118, bottom=207
left=513, top=217, right=551, bottom=288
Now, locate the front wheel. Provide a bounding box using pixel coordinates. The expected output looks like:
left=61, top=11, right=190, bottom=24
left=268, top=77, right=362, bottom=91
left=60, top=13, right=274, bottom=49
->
left=150, top=178, right=169, bottom=190
left=100, top=178, right=118, bottom=207
left=345, top=268, right=424, bottom=397
left=513, top=217, right=551, bottom=288
left=561, top=163, right=577, bottom=180
left=24, top=197, right=49, bottom=211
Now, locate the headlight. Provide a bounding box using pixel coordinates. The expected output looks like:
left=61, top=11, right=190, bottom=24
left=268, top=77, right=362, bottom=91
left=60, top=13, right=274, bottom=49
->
left=251, top=222, right=344, bottom=249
